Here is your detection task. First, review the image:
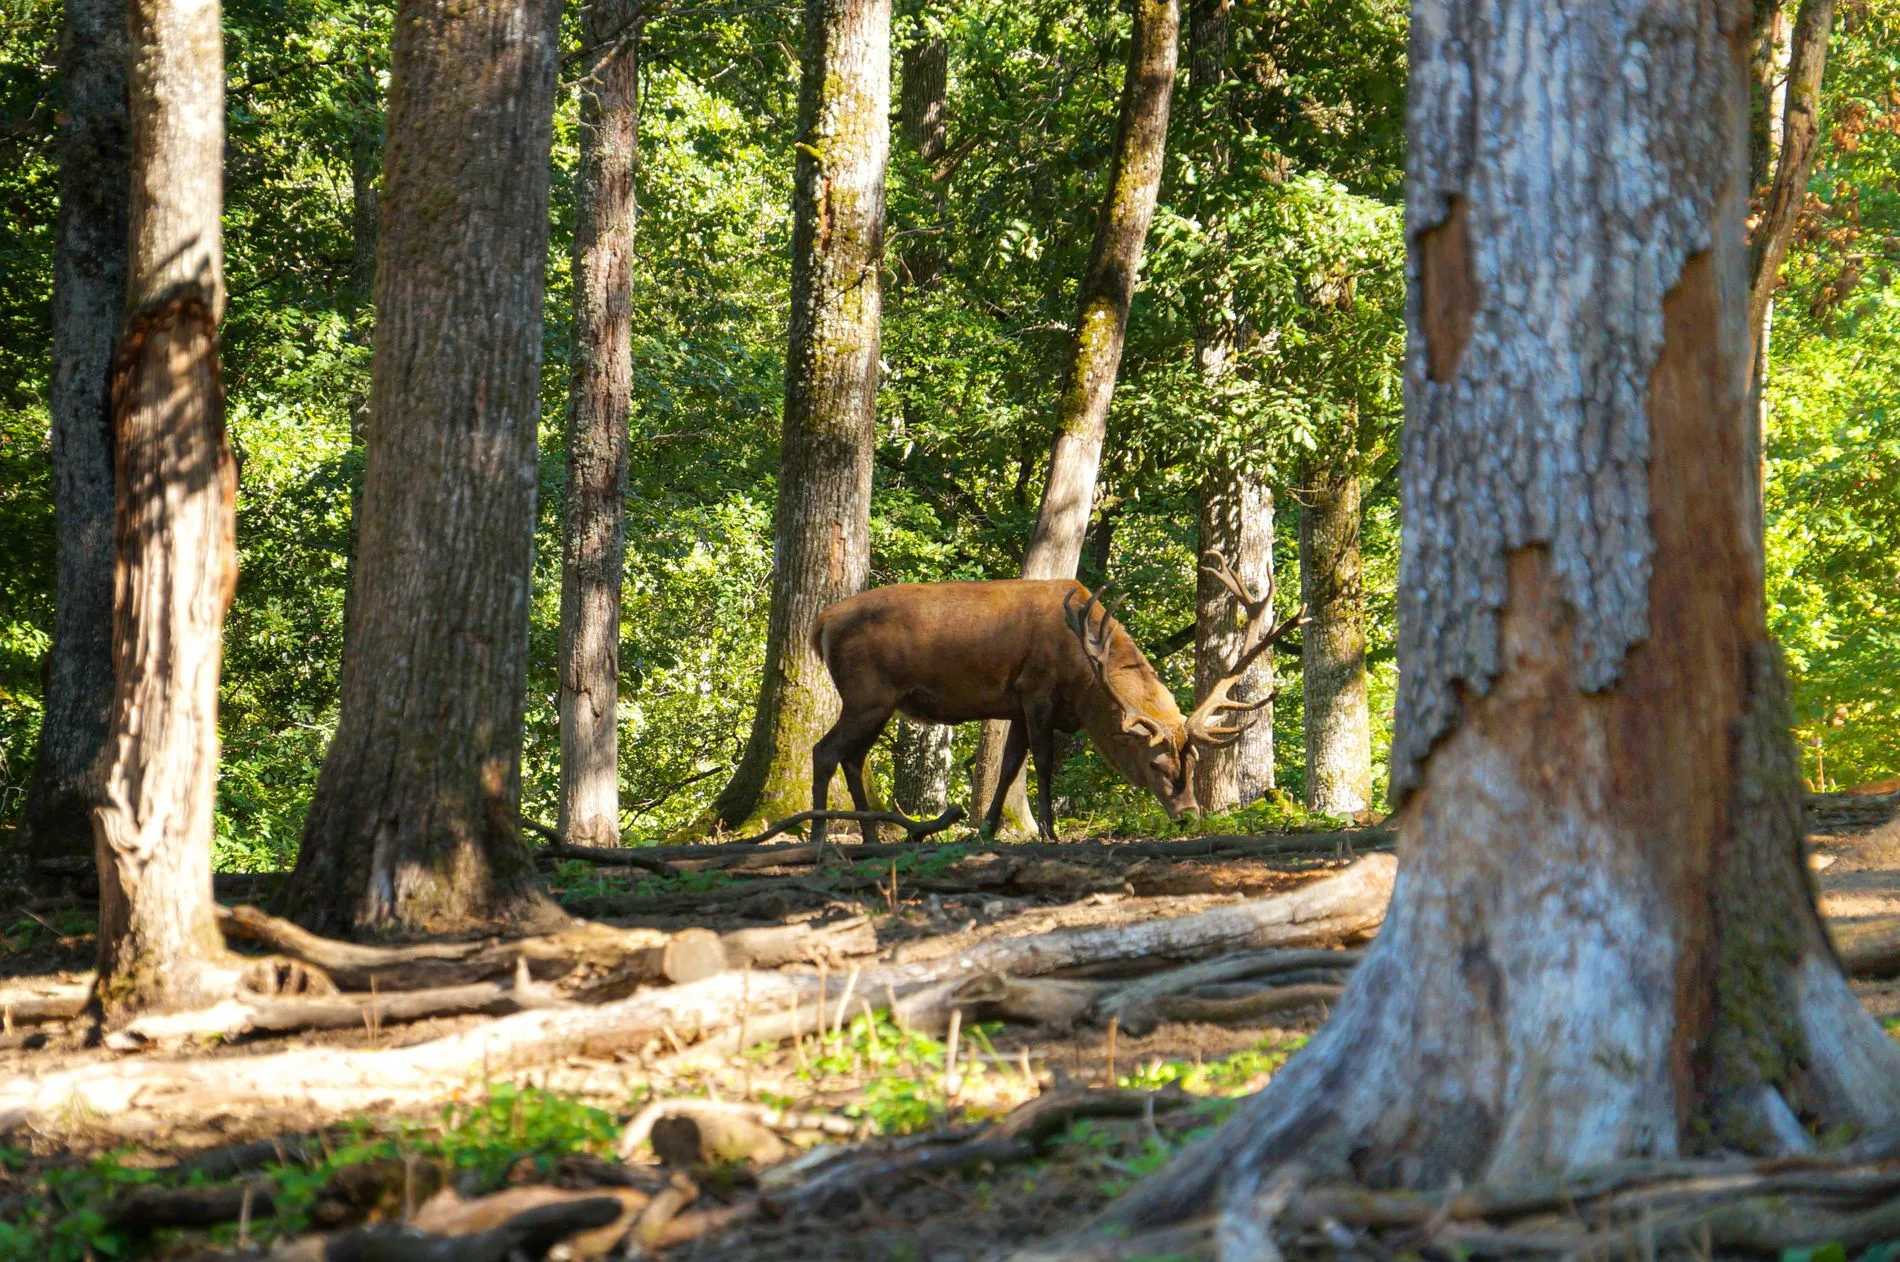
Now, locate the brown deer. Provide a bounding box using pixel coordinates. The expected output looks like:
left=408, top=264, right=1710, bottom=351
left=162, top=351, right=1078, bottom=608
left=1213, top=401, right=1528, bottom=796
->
left=809, top=554, right=1300, bottom=842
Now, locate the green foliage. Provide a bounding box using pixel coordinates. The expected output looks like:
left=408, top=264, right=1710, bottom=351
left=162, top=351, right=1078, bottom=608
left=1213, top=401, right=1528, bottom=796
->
left=1116, top=1032, right=1308, bottom=1097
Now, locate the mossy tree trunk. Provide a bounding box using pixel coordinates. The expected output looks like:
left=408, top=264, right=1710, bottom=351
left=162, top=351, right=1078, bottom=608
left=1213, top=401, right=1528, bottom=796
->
left=710, top=0, right=889, bottom=831
left=1077, top=0, right=1900, bottom=1237
left=282, top=0, right=566, bottom=938
left=91, top=0, right=241, bottom=1026
left=558, top=0, right=641, bottom=848
left=891, top=714, right=952, bottom=815
left=975, top=0, right=1178, bottom=834
left=1299, top=471, right=1370, bottom=816
left=15, top=0, right=130, bottom=873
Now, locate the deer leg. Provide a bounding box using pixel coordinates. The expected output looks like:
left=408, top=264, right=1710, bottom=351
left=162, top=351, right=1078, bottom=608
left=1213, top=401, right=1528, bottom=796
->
left=813, top=707, right=893, bottom=852
left=1024, top=702, right=1061, bottom=841
left=982, top=718, right=1031, bottom=837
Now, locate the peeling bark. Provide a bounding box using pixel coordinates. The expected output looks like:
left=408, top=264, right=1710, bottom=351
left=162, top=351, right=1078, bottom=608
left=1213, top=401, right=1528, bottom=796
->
left=711, top=0, right=888, bottom=830
left=91, top=0, right=241, bottom=1025
left=559, top=0, right=641, bottom=848
left=16, top=0, right=130, bottom=868
left=978, top=0, right=1179, bottom=829
left=1069, top=0, right=1900, bottom=1237
left=1299, top=473, right=1370, bottom=816
left=283, top=0, right=567, bottom=937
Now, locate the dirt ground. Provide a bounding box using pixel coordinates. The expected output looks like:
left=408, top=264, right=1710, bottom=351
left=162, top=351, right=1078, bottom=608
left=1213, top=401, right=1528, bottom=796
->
left=0, top=803, right=1893, bottom=1259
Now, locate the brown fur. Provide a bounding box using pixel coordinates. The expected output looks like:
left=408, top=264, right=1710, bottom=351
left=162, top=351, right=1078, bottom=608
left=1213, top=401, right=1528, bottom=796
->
left=811, top=580, right=1203, bottom=839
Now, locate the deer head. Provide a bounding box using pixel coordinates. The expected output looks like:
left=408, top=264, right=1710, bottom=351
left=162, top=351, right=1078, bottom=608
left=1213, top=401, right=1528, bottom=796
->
left=1062, top=555, right=1302, bottom=818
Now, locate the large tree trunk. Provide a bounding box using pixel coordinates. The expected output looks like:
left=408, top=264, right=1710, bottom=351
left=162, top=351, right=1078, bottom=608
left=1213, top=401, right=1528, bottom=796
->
left=558, top=0, right=641, bottom=848
left=975, top=0, right=1179, bottom=833
left=1299, top=472, right=1370, bottom=816
left=1195, top=470, right=1274, bottom=811
left=90, top=0, right=241, bottom=1025
left=282, top=0, right=567, bottom=938
left=1079, top=0, right=1900, bottom=1236
left=710, top=0, right=888, bottom=831
left=15, top=0, right=130, bottom=870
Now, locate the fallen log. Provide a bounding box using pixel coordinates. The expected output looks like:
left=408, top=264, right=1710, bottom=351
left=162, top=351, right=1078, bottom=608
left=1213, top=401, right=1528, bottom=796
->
left=1150, top=982, right=1345, bottom=1025
left=718, top=915, right=878, bottom=969
left=0, top=859, right=1393, bottom=1140
left=549, top=824, right=1392, bottom=874
left=1830, top=914, right=1900, bottom=979
left=0, top=980, right=90, bottom=1025
left=1092, top=946, right=1363, bottom=1033
left=264, top=1194, right=627, bottom=1262
left=109, top=1179, right=276, bottom=1232
left=217, top=905, right=726, bottom=993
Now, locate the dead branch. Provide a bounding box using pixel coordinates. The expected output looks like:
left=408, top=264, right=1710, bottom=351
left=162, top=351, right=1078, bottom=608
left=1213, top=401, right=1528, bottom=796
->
left=217, top=905, right=726, bottom=992
left=1149, top=982, right=1345, bottom=1025
left=520, top=816, right=680, bottom=877
left=1093, top=947, right=1363, bottom=1033
left=109, top=1179, right=276, bottom=1232
left=263, top=1194, right=627, bottom=1261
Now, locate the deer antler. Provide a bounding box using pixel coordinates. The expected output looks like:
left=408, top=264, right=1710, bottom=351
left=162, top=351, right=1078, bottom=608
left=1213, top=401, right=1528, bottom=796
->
left=1062, top=585, right=1169, bottom=746
left=1184, top=552, right=1305, bottom=748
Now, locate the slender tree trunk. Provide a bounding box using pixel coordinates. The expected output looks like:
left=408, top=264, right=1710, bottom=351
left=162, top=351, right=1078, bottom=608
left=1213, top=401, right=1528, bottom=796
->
left=1184, top=0, right=1271, bottom=813
left=887, top=25, right=952, bottom=813
left=339, top=80, right=378, bottom=641
left=558, top=1, right=641, bottom=848
left=91, top=0, right=241, bottom=1025
left=1299, top=472, right=1370, bottom=816
left=282, top=0, right=567, bottom=938
left=976, top=0, right=1179, bottom=833
left=891, top=714, right=951, bottom=815
left=1194, top=470, right=1274, bottom=811
left=1081, top=0, right=1900, bottom=1235
left=710, top=0, right=889, bottom=831
left=15, top=0, right=131, bottom=871
left=1749, top=0, right=1833, bottom=353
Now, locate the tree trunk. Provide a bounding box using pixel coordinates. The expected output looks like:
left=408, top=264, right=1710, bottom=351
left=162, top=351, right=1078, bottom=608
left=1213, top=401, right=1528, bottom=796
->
left=1185, top=0, right=1271, bottom=814
left=282, top=0, right=567, bottom=938
left=891, top=714, right=951, bottom=815
left=90, top=0, right=241, bottom=1025
left=15, top=0, right=130, bottom=870
left=1195, top=469, right=1274, bottom=811
left=710, top=0, right=888, bottom=831
left=1081, top=0, right=1900, bottom=1235
left=1299, top=472, right=1370, bottom=816
left=1749, top=0, right=1833, bottom=354
left=977, top=0, right=1179, bottom=831
left=558, top=1, right=641, bottom=848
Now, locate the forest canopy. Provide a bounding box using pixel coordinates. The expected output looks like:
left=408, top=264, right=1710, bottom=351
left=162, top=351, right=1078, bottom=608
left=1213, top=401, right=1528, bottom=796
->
left=0, top=0, right=1895, bottom=867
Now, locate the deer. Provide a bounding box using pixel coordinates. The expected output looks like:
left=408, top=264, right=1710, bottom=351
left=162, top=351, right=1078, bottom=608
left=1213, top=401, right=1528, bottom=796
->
left=807, top=553, right=1301, bottom=844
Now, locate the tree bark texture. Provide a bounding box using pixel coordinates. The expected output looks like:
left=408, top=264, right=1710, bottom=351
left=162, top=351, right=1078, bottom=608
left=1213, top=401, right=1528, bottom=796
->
left=1748, top=0, right=1833, bottom=353
left=711, top=0, right=888, bottom=830
left=1086, top=0, right=1900, bottom=1236
left=558, top=0, right=641, bottom=848
left=1299, top=473, right=1371, bottom=816
left=1195, top=469, right=1274, bottom=810
left=976, top=0, right=1179, bottom=831
left=91, top=0, right=239, bottom=1024
left=283, top=0, right=566, bottom=938
left=15, top=0, right=131, bottom=867
left=890, top=714, right=951, bottom=815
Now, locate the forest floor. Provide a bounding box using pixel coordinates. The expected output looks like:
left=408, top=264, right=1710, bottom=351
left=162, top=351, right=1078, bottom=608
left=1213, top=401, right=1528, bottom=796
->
left=0, top=798, right=1894, bottom=1259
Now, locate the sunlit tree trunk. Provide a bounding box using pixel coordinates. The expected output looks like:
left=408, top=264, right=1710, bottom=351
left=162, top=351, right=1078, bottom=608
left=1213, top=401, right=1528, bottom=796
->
left=975, top=0, right=1178, bottom=835
left=90, top=0, right=241, bottom=1025
left=283, top=0, right=566, bottom=937
left=891, top=714, right=951, bottom=815
left=1195, top=469, right=1274, bottom=810
left=1749, top=0, right=1832, bottom=351
left=15, top=0, right=130, bottom=873
left=711, top=0, right=889, bottom=831
left=1299, top=472, right=1370, bottom=816
left=1079, top=0, right=1900, bottom=1235
left=558, top=0, right=641, bottom=847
